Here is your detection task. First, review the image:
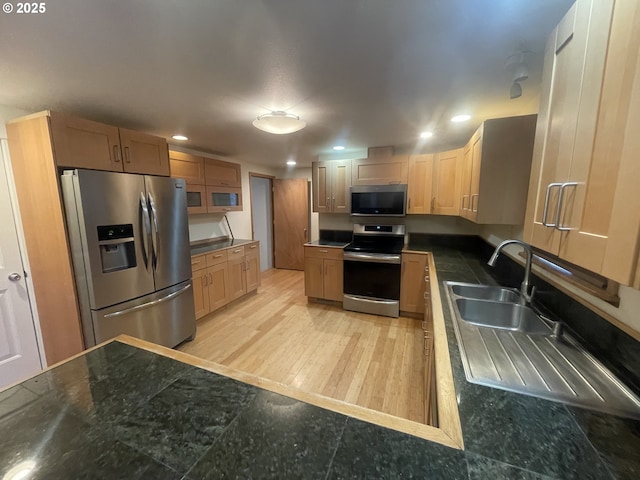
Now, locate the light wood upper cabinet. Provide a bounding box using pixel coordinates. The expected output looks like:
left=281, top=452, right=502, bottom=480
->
left=205, top=158, right=242, bottom=187
left=523, top=0, right=640, bottom=285
left=169, top=151, right=205, bottom=185
left=351, top=155, right=408, bottom=186
left=312, top=160, right=351, bottom=213
left=50, top=112, right=122, bottom=171
left=431, top=148, right=463, bottom=216
left=119, top=128, right=170, bottom=176
left=459, top=115, right=536, bottom=224
left=407, top=154, right=433, bottom=214
left=400, top=253, right=428, bottom=313
left=50, top=112, right=170, bottom=175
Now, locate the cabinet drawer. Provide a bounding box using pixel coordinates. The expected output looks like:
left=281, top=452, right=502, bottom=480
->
left=304, top=246, right=344, bottom=260
left=191, top=254, right=207, bottom=272
left=206, top=249, right=228, bottom=267
left=227, top=246, right=245, bottom=260
left=246, top=242, right=259, bottom=253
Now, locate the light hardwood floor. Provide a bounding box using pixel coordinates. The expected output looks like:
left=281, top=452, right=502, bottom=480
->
left=179, top=268, right=427, bottom=424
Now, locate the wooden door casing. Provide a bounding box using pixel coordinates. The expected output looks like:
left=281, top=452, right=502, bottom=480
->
left=273, top=178, right=309, bottom=270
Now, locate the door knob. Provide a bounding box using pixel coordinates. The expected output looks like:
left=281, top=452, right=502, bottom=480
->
left=8, top=273, right=22, bottom=281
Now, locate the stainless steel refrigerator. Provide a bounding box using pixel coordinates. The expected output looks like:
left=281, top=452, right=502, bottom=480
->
left=61, top=169, right=196, bottom=348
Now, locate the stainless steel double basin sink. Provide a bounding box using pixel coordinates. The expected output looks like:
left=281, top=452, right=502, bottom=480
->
left=445, top=281, right=640, bottom=420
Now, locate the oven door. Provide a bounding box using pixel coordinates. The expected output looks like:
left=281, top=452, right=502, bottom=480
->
left=343, top=252, right=401, bottom=317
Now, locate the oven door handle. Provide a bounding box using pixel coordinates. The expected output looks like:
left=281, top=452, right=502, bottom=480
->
left=343, top=252, right=402, bottom=264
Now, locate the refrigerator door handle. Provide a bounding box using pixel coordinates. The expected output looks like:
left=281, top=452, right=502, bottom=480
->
left=148, top=192, right=159, bottom=271
left=103, top=283, right=192, bottom=318
left=139, top=192, right=151, bottom=270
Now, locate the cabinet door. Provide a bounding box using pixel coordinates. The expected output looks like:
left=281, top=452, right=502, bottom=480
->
left=304, top=256, right=324, bottom=298
left=227, top=256, right=247, bottom=301
left=468, top=131, right=483, bottom=222
left=351, top=155, right=408, bottom=185
left=459, top=144, right=473, bottom=218
left=186, top=184, right=207, bottom=215
left=432, top=148, right=463, bottom=216
left=192, top=268, right=210, bottom=320
left=331, top=160, right=351, bottom=213
left=400, top=253, right=428, bottom=313
left=312, top=161, right=332, bottom=212
left=407, top=154, right=433, bottom=214
left=524, top=0, right=612, bottom=254
left=323, top=259, right=344, bottom=302
left=119, top=128, right=170, bottom=176
left=169, top=150, right=205, bottom=184
left=206, top=186, right=243, bottom=213
left=208, top=262, right=231, bottom=311
left=49, top=112, right=123, bottom=172
left=245, top=244, right=261, bottom=292
left=204, top=159, right=241, bottom=187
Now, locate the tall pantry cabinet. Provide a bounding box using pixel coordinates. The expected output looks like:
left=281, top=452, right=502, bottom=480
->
left=524, top=0, right=640, bottom=287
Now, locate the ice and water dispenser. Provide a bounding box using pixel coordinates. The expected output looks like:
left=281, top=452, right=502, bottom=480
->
left=97, top=224, right=137, bottom=273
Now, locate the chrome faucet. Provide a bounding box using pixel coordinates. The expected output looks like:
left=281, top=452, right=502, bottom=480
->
left=487, top=239, right=535, bottom=305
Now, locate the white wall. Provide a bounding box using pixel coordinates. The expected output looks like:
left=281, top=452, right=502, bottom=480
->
left=481, top=225, right=640, bottom=334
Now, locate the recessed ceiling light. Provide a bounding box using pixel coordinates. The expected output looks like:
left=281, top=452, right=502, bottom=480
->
left=286, top=160, right=297, bottom=166
left=451, top=114, right=471, bottom=123
left=419, top=131, right=433, bottom=139
left=333, top=145, right=345, bottom=151
left=172, top=134, right=188, bottom=141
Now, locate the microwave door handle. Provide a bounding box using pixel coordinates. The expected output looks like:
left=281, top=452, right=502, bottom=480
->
left=148, top=192, right=159, bottom=271
left=139, top=192, right=151, bottom=270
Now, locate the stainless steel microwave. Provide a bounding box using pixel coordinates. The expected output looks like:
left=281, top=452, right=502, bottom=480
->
left=350, top=184, right=407, bottom=216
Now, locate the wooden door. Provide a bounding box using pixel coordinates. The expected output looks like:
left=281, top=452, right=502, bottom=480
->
left=227, top=256, right=246, bottom=301
left=119, top=128, right=170, bottom=176
left=49, top=111, right=123, bottom=172
left=209, top=262, right=231, bottom=310
left=192, top=268, right=209, bottom=320
left=432, top=148, right=463, bottom=215
left=304, top=256, right=324, bottom=298
left=400, top=253, right=427, bottom=313
left=331, top=160, right=351, bottom=213
left=169, top=150, right=205, bottom=184
left=524, top=0, right=609, bottom=254
left=407, top=154, right=433, bottom=214
left=0, top=142, right=43, bottom=387
left=312, top=162, right=331, bottom=212
left=204, top=158, right=242, bottom=187
left=323, top=259, right=344, bottom=302
left=273, top=178, right=309, bottom=270
left=245, top=244, right=261, bottom=292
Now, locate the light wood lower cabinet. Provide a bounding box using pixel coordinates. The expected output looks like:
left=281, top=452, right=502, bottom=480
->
left=304, top=246, right=344, bottom=302
left=400, top=253, right=429, bottom=314
left=191, top=241, right=260, bottom=319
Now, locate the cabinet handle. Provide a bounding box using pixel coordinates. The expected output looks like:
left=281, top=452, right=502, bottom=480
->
left=221, top=181, right=229, bottom=186
left=424, top=266, right=429, bottom=272
left=124, top=146, right=131, bottom=163
left=223, top=208, right=231, bottom=211
left=542, top=183, right=563, bottom=227
left=319, top=249, right=328, bottom=253
left=208, top=272, right=213, bottom=284
left=332, top=198, right=336, bottom=210
left=408, top=198, right=411, bottom=209
left=250, top=244, right=257, bottom=249
left=470, top=194, right=479, bottom=213
left=555, top=182, right=578, bottom=231
left=113, top=145, right=121, bottom=163
left=461, top=194, right=469, bottom=211
left=203, top=274, right=207, bottom=287
left=326, top=196, right=330, bottom=208
left=214, top=254, right=222, bottom=258
left=431, top=197, right=436, bottom=212
left=425, top=275, right=429, bottom=283
left=304, top=228, right=308, bottom=240
left=233, top=249, right=241, bottom=253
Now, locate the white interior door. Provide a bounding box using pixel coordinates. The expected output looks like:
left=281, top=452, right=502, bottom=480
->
left=250, top=175, right=274, bottom=271
left=0, top=140, right=42, bottom=388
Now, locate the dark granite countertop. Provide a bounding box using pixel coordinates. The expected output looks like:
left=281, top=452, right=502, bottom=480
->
left=304, top=240, right=349, bottom=248
left=1, top=241, right=638, bottom=478
left=190, top=238, right=255, bottom=256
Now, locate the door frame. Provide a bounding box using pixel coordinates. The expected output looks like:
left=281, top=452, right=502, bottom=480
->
left=249, top=172, right=275, bottom=270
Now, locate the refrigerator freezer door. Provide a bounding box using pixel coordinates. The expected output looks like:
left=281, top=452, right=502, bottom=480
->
left=91, top=280, right=196, bottom=347
left=144, top=176, right=192, bottom=290
left=62, top=169, right=155, bottom=309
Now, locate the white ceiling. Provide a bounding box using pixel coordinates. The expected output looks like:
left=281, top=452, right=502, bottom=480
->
left=0, top=0, right=573, bottom=167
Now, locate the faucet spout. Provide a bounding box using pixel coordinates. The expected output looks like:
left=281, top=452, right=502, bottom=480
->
left=487, top=239, right=535, bottom=305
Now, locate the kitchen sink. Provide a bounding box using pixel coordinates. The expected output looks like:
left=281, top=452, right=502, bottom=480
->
left=444, top=281, right=640, bottom=420
left=455, top=298, right=550, bottom=335
left=450, top=284, right=520, bottom=303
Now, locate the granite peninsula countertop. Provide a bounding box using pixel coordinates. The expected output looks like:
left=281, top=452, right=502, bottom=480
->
left=1, top=244, right=638, bottom=479
left=190, top=238, right=256, bottom=256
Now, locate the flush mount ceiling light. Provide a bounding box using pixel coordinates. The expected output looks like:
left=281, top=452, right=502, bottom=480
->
left=252, top=111, right=306, bottom=134
left=451, top=114, right=471, bottom=123
left=420, top=131, right=433, bottom=139
left=172, top=134, right=188, bottom=141
left=506, top=51, right=530, bottom=100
